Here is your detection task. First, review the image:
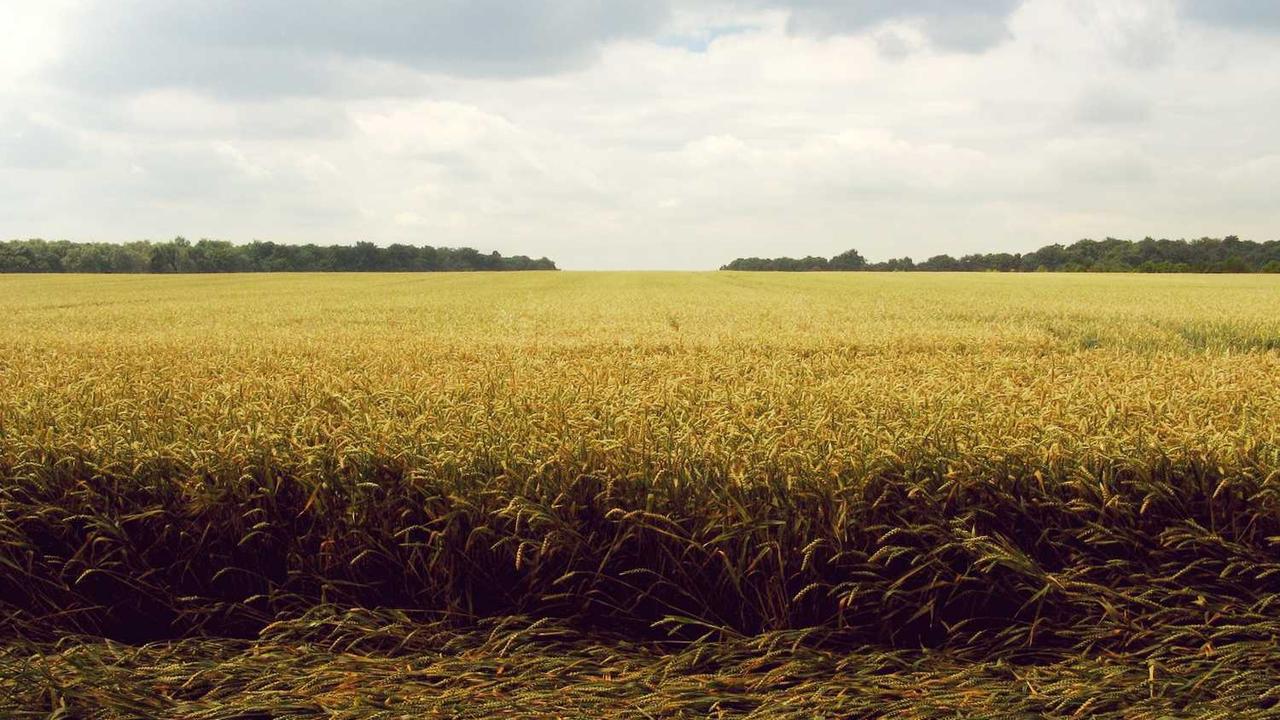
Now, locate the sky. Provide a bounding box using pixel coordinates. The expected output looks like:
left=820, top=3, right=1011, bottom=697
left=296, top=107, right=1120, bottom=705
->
left=1, top=1, right=1278, bottom=269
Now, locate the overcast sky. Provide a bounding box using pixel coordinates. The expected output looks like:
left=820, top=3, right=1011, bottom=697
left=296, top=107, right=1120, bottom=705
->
left=2, top=1, right=1278, bottom=269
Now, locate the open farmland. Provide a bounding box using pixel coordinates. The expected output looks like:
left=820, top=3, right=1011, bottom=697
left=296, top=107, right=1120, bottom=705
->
left=2, top=271, right=1280, bottom=718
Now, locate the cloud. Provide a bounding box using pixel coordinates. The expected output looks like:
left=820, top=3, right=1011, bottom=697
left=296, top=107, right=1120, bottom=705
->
left=108, top=92, right=352, bottom=140
left=1216, top=154, right=1280, bottom=208
left=0, top=114, right=85, bottom=169
left=1179, top=0, right=1280, bottom=31
left=657, top=24, right=758, bottom=53
left=761, top=0, right=1026, bottom=52
left=55, top=0, right=672, bottom=97
left=1080, top=0, right=1179, bottom=68
left=1045, top=137, right=1153, bottom=185
left=1071, top=87, right=1152, bottom=126
left=5, top=0, right=1280, bottom=268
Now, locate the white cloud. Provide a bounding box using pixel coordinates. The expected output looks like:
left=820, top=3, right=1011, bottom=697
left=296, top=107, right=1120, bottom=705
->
left=0, top=2, right=72, bottom=83
left=1072, top=0, right=1179, bottom=68
left=759, top=0, right=1025, bottom=52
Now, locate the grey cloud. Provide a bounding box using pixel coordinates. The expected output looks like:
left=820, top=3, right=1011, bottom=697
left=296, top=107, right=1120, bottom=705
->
left=97, top=141, right=362, bottom=232
left=760, top=0, right=1025, bottom=52
left=1072, top=88, right=1152, bottom=126
left=1046, top=138, right=1154, bottom=185
left=1180, top=0, right=1280, bottom=31
left=119, top=145, right=269, bottom=203
left=874, top=29, right=917, bottom=60
left=53, top=0, right=1031, bottom=99
left=0, top=114, right=84, bottom=169
left=57, top=1, right=671, bottom=97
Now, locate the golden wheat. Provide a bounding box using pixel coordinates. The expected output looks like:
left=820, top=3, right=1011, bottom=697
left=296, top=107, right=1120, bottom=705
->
left=2, top=271, right=1279, bottom=717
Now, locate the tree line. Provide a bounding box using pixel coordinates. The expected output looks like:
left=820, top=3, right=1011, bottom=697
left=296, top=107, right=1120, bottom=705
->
left=722, top=237, right=1280, bottom=273
left=0, top=238, right=558, bottom=273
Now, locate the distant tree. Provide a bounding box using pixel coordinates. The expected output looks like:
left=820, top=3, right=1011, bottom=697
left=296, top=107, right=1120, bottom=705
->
left=0, top=239, right=558, bottom=273
left=418, top=245, right=441, bottom=271
left=148, top=236, right=192, bottom=273
left=918, top=254, right=960, bottom=271
left=351, top=241, right=379, bottom=271
left=0, top=243, right=35, bottom=272
left=190, top=239, right=247, bottom=272
left=718, top=236, right=1280, bottom=274
left=63, top=244, right=110, bottom=272
left=828, top=248, right=867, bottom=270
left=384, top=244, right=419, bottom=271
left=109, top=244, right=149, bottom=273
left=870, top=257, right=914, bottom=271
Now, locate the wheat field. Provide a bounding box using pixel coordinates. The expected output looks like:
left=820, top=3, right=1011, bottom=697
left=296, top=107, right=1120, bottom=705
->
left=2, top=272, right=1280, bottom=718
